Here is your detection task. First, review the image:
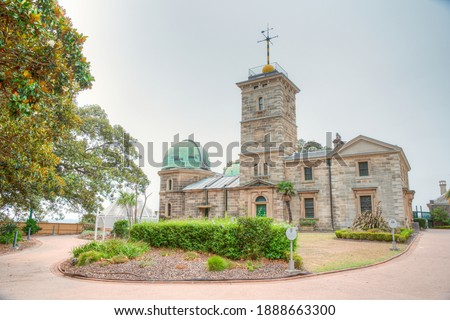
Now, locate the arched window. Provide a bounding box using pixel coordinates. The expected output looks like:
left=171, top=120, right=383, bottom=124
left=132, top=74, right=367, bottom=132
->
left=167, top=203, right=172, bottom=217
left=167, top=178, right=173, bottom=191
left=254, top=163, right=259, bottom=176
left=256, top=196, right=266, bottom=202
left=258, top=97, right=264, bottom=111
left=255, top=196, right=267, bottom=217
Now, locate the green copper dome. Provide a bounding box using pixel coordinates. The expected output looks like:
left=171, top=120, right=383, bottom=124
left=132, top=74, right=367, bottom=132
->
left=224, top=161, right=240, bottom=176
left=162, top=140, right=210, bottom=170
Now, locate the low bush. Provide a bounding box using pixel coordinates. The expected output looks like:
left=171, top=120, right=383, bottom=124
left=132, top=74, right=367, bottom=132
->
left=184, top=251, right=198, bottom=261
left=113, top=220, right=130, bottom=238
left=335, top=228, right=413, bottom=243
left=207, top=255, right=231, bottom=271
left=352, top=203, right=388, bottom=230
left=77, top=251, right=104, bottom=266
left=72, top=239, right=148, bottom=262
left=21, top=218, right=41, bottom=235
left=413, top=218, right=427, bottom=229
left=299, top=219, right=316, bottom=227
left=433, top=226, right=450, bottom=229
left=111, top=254, right=129, bottom=264
left=0, top=216, right=23, bottom=244
left=130, top=217, right=293, bottom=260
left=284, top=251, right=303, bottom=270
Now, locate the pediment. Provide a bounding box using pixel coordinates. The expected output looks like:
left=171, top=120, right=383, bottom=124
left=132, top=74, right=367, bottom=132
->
left=242, top=179, right=275, bottom=188
left=338, top=135, right=399, bottom=156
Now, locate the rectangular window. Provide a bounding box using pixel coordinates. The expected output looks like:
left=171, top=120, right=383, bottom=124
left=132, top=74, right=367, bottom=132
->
left=304, top=198, right=315, bottom=219
left=254, top=163, right=258, bottom=176
left=304, top=167, right=313, bottom=181
left=263, top=163, right=269, bottom=176
left=358, top=161, right=369, bottom=176
left=360, top=195, right=372, bottom=213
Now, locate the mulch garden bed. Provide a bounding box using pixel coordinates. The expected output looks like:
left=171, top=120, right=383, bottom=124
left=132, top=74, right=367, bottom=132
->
left=0, top=239, right=38, bottom=256
left=60, top=247, right=303, bottom=281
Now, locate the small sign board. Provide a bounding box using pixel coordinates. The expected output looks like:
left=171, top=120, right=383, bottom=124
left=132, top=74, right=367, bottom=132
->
left=388, top=219, right=398, bottom=229
left=286, top=227, right=297, bottom=241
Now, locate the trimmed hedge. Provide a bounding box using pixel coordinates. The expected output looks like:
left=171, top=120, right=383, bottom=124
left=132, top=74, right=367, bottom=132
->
left=413, top=218, right=427, bottom=229
left=130, top=217, right=294, bottom=260
left=335, top=228, right=413, bottom=243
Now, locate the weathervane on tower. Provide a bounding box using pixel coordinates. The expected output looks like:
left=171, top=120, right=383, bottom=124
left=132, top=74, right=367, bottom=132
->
left=258, top=24, right=278, bottom=73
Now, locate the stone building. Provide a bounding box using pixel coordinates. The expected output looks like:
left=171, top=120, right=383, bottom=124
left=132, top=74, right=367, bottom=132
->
left=158, top=61, right=415, bottom=229
left=427, top=181, right=450, bottom=214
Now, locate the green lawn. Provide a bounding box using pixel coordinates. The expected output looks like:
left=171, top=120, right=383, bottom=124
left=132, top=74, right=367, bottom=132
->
left=297, top=232, right=406, bottom=273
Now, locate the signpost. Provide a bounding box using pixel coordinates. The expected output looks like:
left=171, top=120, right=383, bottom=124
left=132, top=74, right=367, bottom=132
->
left=285, top=227, right=297, bottom=272
left=389, top=219, right=399, bottom=251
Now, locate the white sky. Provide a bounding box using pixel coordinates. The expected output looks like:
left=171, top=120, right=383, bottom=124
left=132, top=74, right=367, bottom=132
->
left=59, top=0, right=450, bottom=213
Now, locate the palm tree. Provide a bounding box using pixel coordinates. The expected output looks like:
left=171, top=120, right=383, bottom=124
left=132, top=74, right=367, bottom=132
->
left=117, top=191, right=137, bottom=225
left=276, top=181, right=296, bottom=224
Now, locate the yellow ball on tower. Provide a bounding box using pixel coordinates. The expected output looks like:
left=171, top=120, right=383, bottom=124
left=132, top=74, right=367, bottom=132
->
left=262, top=64, right=275, bottom=73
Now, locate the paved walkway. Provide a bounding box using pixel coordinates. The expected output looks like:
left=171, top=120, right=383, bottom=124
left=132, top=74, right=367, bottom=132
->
left=1, top=230, right=449, bottom=299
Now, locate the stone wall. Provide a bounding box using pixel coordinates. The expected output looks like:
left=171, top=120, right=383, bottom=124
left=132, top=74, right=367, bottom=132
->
left=285, top=152, right=409, bottom=229
left=158, top=168, right=214, bottom=217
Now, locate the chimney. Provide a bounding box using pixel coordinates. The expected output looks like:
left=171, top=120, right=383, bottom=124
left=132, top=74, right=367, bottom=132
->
left=439, top=180, right=447, bottom=195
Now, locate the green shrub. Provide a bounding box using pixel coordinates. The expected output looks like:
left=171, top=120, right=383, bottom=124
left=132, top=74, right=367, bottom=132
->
left=21, top=218, right=41, bottom=235
left=207, top=255, right=231, bottom=271
left=433, top=226, right=450, bottom=229
left=299, top=219, right=316, bottom=227
left=0, top=216, right=23, bottom=244
left=72, top=239, right=148, bottom=261
left=431, top=208, right=449, bottom=226
left=284, top=251, right=303, bottom=269
left=130, top=218, right=293, bottom=260
left=77, top=251, right=104, bottom=266
left=335, top=228, right=413, bottom=243
left=113, top=220, right=130, bottom=238
left=413, top=218, right=427, bottom=229
left=236, top=217, right=272, bottom=259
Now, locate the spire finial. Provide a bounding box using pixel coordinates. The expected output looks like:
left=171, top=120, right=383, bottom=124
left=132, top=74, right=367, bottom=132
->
left=257, top=24, right=278, bottom=66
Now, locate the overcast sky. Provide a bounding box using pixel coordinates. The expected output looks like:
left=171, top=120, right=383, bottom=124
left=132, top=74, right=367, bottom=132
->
left=59, top=0, right=450, bottom=213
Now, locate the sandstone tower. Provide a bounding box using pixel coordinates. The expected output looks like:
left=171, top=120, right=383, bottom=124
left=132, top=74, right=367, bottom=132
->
left=236, top=39, right=300, bottom=185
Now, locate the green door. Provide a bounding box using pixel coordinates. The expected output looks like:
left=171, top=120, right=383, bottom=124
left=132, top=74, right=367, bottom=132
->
left=256, top=204, right=267, bottom=217
left=255, top=196, right=267, bottom=217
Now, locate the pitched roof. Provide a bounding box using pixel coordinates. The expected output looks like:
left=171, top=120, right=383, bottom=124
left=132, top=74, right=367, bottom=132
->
left=338, top=135, right=411, bottom=170
left=432, top=194, right=450, bottom=205
left=183, top=175, right=240, bottom=191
